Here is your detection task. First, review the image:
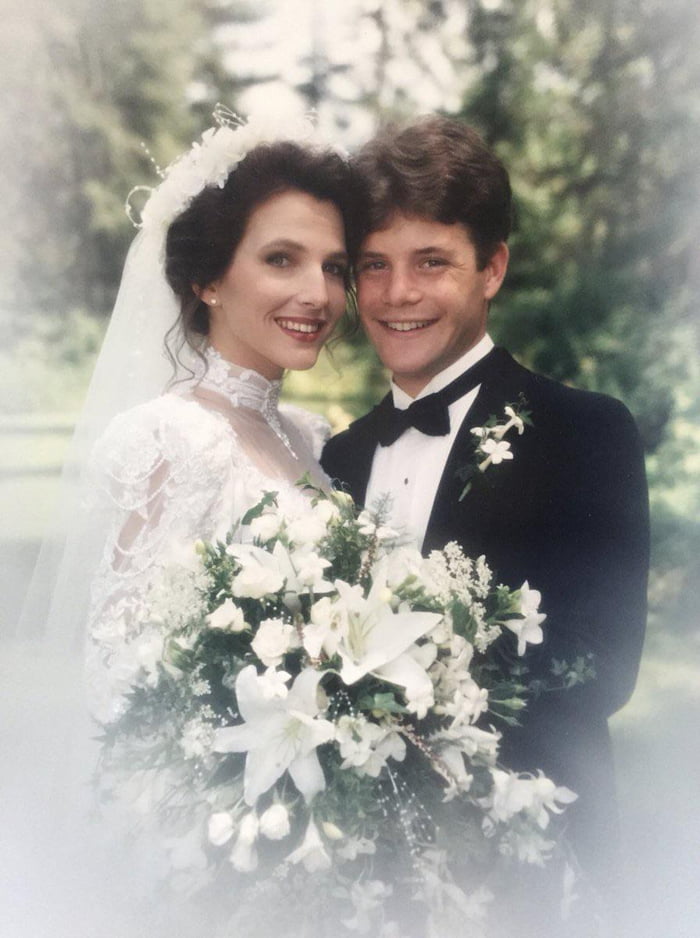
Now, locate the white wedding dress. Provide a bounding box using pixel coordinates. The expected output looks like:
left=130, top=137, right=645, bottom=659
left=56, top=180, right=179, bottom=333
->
left=85, top=346, right=331, bottom=724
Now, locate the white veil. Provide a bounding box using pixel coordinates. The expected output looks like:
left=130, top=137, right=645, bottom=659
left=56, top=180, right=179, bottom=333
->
left=18, top=107, right=322, bottom=650
left=5, top=109, right=329, bottom=938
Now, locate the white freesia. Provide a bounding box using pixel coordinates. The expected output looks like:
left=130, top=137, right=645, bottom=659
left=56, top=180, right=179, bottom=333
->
left=378, top=545, right=426, bottom=591
left=258, top=666, right=291, bottom=700
left=432, top=722, right=501, bottom=766
left=213, top=665, right=335, bottom=805
left=359, top=729, right=406, bottom=778
left=438, top=745, right=474, bottom=801
left=505, top=581, right=546, bottom=655
left=206, top=598, right=247, bottom=632
left=259, top=803, right=291, bottom=840
left=287, top=818, right=331, bottom=872
left=250, top=617, right=297, bottom=667
left=357, top=509, right=399, bottom=542
left=484, top=770, right=577, bottom=829
left=229, top=810, right=259, bottom=872
left=303, top=595, right=346, bottom=659
left=290, top=547, right=333, bottom=590
left=479, top=438, right=513, bottom=468
left=335, top=715, right=406, bottom=779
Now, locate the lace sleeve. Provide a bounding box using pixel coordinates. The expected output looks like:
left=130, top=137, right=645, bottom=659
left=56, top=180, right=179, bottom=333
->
left=85, top=396, right=237, bottom=723
left=280, top=403, right=331, bottom=461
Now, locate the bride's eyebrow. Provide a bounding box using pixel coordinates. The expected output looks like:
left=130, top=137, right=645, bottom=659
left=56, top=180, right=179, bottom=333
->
left=260, top=238, right=305, bottom=252
left=260, top=239, right=347, bottom=260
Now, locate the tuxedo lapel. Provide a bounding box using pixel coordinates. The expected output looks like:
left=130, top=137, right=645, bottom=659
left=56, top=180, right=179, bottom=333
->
left=423, top=348, right=518, bottom=553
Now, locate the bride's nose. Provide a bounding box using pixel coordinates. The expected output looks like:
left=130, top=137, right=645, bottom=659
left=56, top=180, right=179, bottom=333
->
left=297, top=264, right=330, bottom=309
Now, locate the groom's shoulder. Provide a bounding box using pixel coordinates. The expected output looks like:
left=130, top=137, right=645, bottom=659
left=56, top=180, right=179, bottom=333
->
left=503, top=350, right=636, bottom=428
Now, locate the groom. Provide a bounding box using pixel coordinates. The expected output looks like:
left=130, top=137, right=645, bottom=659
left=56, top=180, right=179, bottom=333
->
left=322, top=117, right=649, bottom=893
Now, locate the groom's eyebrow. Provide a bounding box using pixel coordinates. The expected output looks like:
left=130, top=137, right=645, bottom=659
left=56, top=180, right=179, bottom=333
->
left=414, top=244, right=454, bottom=256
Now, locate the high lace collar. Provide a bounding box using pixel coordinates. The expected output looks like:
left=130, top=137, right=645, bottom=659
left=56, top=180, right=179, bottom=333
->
left=195, top=346, right=296, bottom=456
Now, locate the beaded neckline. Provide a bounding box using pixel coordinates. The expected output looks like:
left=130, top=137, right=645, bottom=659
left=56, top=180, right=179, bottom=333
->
left=195, top=347, right=296, bottom=457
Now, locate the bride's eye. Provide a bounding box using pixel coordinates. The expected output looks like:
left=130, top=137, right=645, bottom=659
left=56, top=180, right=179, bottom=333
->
left=323, top=260, right=348, bottom=278
left=265, top=252, right=291, bottom=268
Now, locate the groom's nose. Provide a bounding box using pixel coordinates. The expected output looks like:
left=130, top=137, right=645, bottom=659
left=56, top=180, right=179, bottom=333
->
left=383, top=267, right=421, bottom=307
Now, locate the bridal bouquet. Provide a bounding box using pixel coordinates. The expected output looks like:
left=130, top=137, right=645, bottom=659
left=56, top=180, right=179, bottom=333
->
left=96, top=485, right=575, bottom=937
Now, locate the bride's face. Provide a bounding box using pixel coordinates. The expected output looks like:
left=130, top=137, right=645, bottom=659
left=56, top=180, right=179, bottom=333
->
left=204, top=189, right=348, bottom=379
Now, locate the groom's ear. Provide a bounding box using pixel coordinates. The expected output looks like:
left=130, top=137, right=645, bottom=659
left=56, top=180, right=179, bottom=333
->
left=483, top=242, right=509, bottom=301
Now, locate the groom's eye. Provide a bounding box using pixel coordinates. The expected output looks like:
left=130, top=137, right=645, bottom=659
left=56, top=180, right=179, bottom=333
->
left=422, top=257, right=447, bottom=268
left=359, top=259, right=387, bottom=272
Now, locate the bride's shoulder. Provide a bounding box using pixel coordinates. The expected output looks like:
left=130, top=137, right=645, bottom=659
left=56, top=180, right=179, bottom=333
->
left=279, top=403, right=331, bottom=459
left=91, top=393, right=230, bottom=470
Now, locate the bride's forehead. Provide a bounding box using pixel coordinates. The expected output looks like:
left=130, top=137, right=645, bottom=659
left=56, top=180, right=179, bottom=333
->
left=239, top=190, right=346, bottom=246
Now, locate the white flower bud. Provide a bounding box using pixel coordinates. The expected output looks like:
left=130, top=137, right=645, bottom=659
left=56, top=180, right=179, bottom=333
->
left=207, top=811, right=235, bottom=846
left=259, top=803, right=291, bottom=840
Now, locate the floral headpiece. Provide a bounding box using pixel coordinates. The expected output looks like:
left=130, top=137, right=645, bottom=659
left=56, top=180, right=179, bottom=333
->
left=126, top=105, right=321, bottom=237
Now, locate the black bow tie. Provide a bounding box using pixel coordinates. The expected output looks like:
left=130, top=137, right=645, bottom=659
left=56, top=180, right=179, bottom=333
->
left=374, top=351, right=496, bottom=447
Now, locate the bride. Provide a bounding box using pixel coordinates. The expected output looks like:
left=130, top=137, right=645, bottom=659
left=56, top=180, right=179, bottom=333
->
left=10, top=112, right=360, bottom=935
left=83, top=117, right=360, bottom=725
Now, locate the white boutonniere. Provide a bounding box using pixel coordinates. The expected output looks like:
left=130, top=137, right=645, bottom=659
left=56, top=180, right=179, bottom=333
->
left=457, top=398, right=532, bottom=500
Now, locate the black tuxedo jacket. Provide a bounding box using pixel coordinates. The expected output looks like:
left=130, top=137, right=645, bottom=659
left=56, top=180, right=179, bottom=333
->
left=322, top=346, right=649, bottom=878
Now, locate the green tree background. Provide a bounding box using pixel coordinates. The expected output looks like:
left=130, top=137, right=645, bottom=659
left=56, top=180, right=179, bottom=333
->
left=1, top=1, right=698, bottom=934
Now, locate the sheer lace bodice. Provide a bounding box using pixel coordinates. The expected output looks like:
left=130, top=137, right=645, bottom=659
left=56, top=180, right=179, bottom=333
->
left=86, top=348, right=330, bottom=722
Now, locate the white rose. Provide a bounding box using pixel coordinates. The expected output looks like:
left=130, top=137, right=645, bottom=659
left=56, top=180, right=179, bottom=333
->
left=286, top=513, right=327, bottom=547
left=249, top=512, right=282, bottom=542
left=251, top=618, right=296, bottom=667
left=232, top=563, right=284, bottom=599
left=259, top=804, right=291, bottom=840
left=206, top=598, right=247, bottom=632
left=208, top=811, right=235, bottom=846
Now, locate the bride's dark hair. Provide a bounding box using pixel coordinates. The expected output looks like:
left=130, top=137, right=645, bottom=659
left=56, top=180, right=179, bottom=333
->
left=164, top=141, right=363, bottom=366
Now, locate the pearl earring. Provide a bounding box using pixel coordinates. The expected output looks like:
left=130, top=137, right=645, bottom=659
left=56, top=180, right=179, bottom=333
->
left=209, top=298, right=218, bottom=305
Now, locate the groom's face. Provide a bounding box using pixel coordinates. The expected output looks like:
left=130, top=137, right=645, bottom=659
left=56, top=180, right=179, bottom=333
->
left=357, top=213, right=508, bottom=397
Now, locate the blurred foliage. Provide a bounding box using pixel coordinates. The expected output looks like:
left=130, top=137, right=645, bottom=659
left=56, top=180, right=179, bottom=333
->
left=0, top=0, right=697, bottom=629
left=457, top=0, right=700, bottom=455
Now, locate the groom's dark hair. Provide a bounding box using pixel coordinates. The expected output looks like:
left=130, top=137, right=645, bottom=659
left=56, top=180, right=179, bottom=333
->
left=353, top=116, right=512, bottom=270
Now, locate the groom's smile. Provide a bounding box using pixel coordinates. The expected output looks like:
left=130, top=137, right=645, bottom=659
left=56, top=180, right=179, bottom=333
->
left=357, top=212, right=509, bottom=397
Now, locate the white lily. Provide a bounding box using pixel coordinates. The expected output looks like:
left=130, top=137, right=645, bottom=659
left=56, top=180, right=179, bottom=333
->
left=227, top=543, right=285, bottom=599
left=213, top=665, right=335, bottom=805
left=332, top=578, right=441, bottom=688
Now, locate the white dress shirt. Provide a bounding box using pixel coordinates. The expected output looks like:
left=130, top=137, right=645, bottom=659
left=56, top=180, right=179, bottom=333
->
left=365, top=334, right=494, bottom=549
